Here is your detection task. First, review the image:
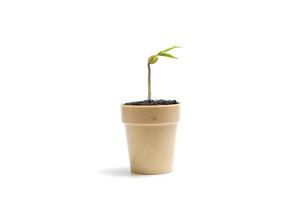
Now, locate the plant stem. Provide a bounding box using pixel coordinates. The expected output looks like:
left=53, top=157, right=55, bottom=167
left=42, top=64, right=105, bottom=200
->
left=147, top=62, right=151, bottom=100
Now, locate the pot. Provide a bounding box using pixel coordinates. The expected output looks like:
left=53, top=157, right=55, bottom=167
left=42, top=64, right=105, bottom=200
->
left=121, top=104, right=180, bottom=175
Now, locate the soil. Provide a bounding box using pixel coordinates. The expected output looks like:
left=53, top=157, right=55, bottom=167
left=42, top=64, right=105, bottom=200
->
left=124, top=99, right=179, bottom=106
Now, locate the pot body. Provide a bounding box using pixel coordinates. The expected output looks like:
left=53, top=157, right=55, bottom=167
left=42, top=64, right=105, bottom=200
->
left=121, top=104, right=180, bottom=175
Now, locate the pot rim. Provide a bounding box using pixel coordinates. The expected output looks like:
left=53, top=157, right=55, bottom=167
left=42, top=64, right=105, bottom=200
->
left=121, top=103, right=180, bottom=108
left=121, top=103, right=180, bottom=124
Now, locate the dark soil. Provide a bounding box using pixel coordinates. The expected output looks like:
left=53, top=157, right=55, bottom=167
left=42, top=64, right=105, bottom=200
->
left=124, top=99, right=179, bottom=106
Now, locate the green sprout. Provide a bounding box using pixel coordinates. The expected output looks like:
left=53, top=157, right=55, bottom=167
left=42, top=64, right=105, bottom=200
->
left=147, top=45, right=181, bottom=100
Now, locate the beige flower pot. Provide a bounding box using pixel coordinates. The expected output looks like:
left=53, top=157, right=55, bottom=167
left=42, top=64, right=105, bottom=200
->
left=121, top=104, right=180, bottom=175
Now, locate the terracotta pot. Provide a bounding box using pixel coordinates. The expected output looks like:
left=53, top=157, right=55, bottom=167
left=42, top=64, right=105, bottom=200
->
left=121, top=104, right=180, bottom=175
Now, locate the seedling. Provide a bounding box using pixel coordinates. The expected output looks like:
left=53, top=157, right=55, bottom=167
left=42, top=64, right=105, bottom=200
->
left=147, top=45, right=180, bottom=100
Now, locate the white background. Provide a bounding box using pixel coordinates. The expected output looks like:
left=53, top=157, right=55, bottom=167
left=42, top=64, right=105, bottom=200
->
left=0, top=0, right=300, bottom=199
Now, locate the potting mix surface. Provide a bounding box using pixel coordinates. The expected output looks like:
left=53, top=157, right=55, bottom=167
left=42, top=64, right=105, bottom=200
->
left=124, top=99, right=179, bottom=105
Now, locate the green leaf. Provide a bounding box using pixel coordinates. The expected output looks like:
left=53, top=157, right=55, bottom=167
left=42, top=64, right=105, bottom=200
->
left=158, top=52, right=177, bottom=59
left=158, top=45, right=181, bottom=54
